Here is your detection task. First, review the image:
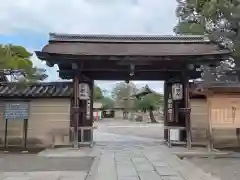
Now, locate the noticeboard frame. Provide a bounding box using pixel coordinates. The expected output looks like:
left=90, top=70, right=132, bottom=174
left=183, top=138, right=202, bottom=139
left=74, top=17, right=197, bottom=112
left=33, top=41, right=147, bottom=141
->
left=4, top=101, right=29, bottom=121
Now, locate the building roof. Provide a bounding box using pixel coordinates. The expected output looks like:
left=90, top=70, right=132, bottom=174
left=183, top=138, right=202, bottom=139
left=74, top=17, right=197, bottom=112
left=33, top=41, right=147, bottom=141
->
left=134, top=85, right=157, bottom=97
left=93, top=102, right=102, bottom=109
left=190, top=81, right=240, bottom=94
left=37, top=33, right=229, bottom=57
left=35, top=33, right=231, bottom=81
left=0, top=82, right=72, bottom=98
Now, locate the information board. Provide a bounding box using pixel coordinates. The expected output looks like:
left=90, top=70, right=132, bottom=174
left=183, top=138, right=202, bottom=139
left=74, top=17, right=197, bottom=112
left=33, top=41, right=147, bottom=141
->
left=4, top=102, right=29, bottom=120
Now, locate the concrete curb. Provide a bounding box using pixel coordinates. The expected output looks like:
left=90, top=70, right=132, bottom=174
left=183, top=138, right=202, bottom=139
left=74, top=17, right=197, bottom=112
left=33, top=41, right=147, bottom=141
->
left=174, top=151, right=231, bottom=159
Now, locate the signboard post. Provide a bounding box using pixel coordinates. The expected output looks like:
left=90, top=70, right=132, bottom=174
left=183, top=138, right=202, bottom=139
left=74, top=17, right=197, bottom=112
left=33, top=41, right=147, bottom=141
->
left=4, top=102, right=29, bottom=149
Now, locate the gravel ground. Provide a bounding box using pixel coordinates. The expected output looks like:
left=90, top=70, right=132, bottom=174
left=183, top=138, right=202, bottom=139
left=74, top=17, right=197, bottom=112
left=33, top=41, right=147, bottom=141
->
left=0, top=154, right=93, bottom=172
left=190, top=157, right=240, bottom=180
left=99, top=118, right=165, bottom=140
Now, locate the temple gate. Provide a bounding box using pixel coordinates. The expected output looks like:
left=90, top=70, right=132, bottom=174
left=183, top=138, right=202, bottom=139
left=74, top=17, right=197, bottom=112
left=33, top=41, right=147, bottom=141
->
left=36, top=33, right=230, bottom=148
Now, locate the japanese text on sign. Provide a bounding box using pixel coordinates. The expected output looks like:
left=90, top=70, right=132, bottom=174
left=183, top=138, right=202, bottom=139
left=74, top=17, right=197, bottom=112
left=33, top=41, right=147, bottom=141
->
left=4, top=102, right=29, bottom=120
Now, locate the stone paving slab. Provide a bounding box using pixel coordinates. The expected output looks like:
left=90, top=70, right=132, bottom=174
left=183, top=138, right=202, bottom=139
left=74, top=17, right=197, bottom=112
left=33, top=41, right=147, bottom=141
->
left=151, top=161, right=169, bottom=167
left=161, top=176, right=185, bottom=180
left=117, top=164, right=138, bottom=177
left=138, top=171, right=162, bottom=180
left=134, top=162, right=155, bottom=172
left=0, top=154, right=93, bottom=172
left=155, top=166, right=179, bottom=176
left=95, top=152, right=117, bottom=180
left=118, top=177, right=140, bottom=180
left=38, top=147, right=101, bottom=158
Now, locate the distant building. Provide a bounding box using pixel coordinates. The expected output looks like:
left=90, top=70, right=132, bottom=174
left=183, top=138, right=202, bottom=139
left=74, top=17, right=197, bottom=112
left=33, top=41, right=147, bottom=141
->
left=93, top=102, right=102, bottom=121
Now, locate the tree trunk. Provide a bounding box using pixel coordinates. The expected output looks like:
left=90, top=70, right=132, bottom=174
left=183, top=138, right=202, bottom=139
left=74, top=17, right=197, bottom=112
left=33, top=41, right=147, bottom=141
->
left=149, top=110, right=157, bottom=123
left=123, top=111, right=128, bottom=119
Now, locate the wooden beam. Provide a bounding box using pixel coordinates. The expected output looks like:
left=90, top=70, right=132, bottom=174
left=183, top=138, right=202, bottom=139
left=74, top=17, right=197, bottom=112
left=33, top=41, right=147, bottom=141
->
left=36, top=51, right=229, bottom=63
left=72, top=63, right=78, bottom=70
left=59, top=72, right=201, bottom=81
left=58, top=69, right=197, bottom=72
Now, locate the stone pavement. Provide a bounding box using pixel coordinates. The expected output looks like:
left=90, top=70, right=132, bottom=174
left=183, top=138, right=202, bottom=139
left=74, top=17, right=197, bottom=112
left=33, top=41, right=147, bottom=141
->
left=0, top=151, right=94, bottom=180
left=0, top=120, right=221, bottom=180
left=90, top=129, right=220, bottom=180
left=0, top=171, right=87, bottom=180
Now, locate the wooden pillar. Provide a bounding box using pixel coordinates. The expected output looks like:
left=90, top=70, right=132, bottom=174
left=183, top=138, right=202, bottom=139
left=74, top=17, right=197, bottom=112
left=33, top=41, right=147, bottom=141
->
left=73, top=73, right=80, bottom=147
left=163, top=81, right=168, bottom=141
left=90, top=80, right=94, bottom=126
left=183, top=73, right=192, bottom=148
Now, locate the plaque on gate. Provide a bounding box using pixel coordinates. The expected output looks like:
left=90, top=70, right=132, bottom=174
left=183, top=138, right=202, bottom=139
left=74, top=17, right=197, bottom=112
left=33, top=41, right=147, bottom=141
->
left=172, top=83, right=183, bottom=100
left=79, top=83, right=90, bottom=100
left=86, top=100, right=91, bottom=119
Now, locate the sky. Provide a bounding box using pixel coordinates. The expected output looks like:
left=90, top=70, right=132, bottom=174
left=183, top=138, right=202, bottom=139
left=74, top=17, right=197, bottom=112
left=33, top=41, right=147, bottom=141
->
left=0, top=0, right=178, bottom=93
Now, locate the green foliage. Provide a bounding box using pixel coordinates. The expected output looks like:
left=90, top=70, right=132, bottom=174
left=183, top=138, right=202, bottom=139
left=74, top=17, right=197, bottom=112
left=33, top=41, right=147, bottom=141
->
left=175, top=0, right=240, bottom=48
left=135, top=93, right=163, bottom=112
left=112, top=82, right=137, bottom=111
left=174, top=22, right=205, bottom=35
left=112, top=82, right=137, bottom=99
left=93, top=86, right=115, bottom=109
left=94, top=86, right=104, bottom=101
left=175, top=0, right=240, bottom=81
left=101, top=97, right=115, bottom=109
left=0, top=44, right=47, bottom=81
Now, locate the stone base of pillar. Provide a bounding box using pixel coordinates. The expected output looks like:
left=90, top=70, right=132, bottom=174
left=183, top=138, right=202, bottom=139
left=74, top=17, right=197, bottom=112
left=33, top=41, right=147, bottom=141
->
left=75, top=127, right=94, bottom=147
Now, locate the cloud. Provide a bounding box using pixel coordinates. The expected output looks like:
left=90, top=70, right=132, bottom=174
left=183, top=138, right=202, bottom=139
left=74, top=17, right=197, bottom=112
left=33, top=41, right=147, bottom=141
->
left=0, top=0, right=177, bottom=35
left=0, top=0, right=177, bottom=91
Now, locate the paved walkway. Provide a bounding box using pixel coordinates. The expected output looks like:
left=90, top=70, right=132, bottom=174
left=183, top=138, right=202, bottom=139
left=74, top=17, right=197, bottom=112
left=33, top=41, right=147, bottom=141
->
left=0, top=154, right=92, bottom=180
left=91, top=129, right=220, bottom=180
left=0, top=120, right=221, bottom=180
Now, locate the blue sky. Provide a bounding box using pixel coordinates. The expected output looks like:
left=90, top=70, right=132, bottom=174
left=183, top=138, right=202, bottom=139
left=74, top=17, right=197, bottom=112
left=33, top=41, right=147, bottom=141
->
left=0, top=0, right=178, bottom=93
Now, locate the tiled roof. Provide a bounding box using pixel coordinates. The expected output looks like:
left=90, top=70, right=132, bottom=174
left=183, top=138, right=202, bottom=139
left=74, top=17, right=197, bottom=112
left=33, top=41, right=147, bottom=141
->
left=49, top=33, right=210, bottom=43
left=134, top=85, right=154, bottom=97
left=39, top=42, right=229, bottom=57
left=0, top=75, right=8, bottom=82
left=38, top=33, right=230, bottom=58
left=190, top=81, right=240, bottom=94
left=0, top=82, right=72, bottom=98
